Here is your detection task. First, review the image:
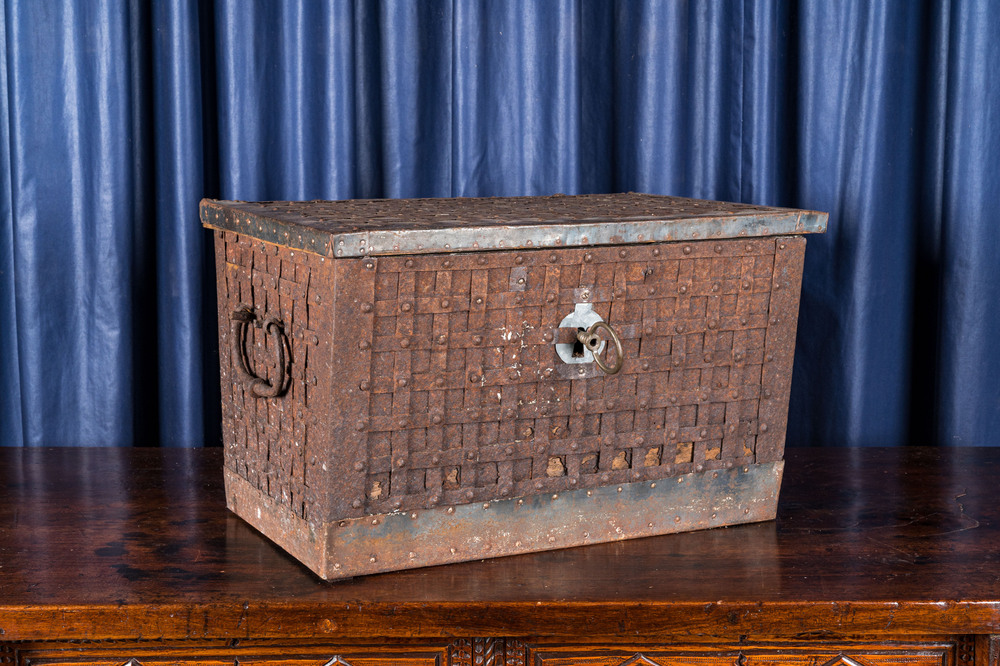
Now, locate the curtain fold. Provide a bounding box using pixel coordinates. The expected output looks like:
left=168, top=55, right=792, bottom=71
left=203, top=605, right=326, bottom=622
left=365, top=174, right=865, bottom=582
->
left=1, top=0, right=998, bottom=447
left=0, top=4, right=20, bottom=445
left=2, top=1, right=148, bottom=446
left=790, top=1, right=926, bottom=446
left=151, top=0, right=213, bottom=447
left=452, top=1, right=588, bottom=197
left=937, top=0, right=1000, bottom=445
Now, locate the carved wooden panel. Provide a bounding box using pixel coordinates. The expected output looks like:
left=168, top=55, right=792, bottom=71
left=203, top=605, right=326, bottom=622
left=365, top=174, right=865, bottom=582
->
left=747, top=651, right=950, bottom=665
left=955, top=636, right=976, bottom=666
left=524, top=641, right=958, bottom=666
left=0, top=638, right=979, bottom=666
left=1, top=641, right=450, bottom=666
left=504, top=640, right=525, bottom=666
left=450, top=639, right=503, bottom=666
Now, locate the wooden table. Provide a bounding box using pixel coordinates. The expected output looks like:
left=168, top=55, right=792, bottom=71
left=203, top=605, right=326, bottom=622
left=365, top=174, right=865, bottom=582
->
left=0, top=447, right=997, bottom=666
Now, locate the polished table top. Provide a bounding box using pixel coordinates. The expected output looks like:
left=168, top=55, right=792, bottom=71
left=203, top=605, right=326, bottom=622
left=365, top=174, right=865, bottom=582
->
left=0, top=446, right=997, bottom=640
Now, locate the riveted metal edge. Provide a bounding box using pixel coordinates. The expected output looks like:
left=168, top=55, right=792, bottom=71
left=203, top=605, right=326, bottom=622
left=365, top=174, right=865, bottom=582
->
left=201, top=198, right=827, bottom=258
left=226, top=461, right=783, bottom=581
left=355, top=213, right=826, bottom=257
left=201, top=200, right=334, bottom=257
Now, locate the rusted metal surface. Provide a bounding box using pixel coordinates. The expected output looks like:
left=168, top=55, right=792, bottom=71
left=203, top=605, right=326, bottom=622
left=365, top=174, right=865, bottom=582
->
left=202, top=193, right=825, bottom=579
left=200, top=193, right=827, bottom=257
left=226, top=460, right=783, bottom=580
left=211, top=232, right=334, bottom=524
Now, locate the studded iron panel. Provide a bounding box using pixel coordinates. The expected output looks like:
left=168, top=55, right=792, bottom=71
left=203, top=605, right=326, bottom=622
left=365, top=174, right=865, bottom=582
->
left=214, top=228, right=805, bottom=522
left=354, top=238, right=805, bottom=516
left=214, top=230, right=333, bottom=522
left=236, top=193, right=792, bottom=234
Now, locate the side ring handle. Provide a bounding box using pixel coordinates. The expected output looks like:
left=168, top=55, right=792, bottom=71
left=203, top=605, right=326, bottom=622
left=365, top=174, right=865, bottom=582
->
left=577, top=320, right=624, bottom=375
left=231, top=306, right=290, bottom=398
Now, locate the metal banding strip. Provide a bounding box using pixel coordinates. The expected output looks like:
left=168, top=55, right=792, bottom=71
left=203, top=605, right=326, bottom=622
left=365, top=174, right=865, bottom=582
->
left=355, top=213, right=825, bottom=257
left=202, top=199, right=827, bottom=258
left=225, top=461, right=783, bottom=580
left=201, top=203, right=334, bottom=257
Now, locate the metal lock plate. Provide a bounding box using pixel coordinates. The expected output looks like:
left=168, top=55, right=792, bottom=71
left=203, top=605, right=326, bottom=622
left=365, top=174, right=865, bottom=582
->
left=555, top=303, right=606, bottom=365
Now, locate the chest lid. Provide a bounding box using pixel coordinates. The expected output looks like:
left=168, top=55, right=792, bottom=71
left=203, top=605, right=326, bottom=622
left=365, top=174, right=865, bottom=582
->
left=200, top=192, right=827, bottom=258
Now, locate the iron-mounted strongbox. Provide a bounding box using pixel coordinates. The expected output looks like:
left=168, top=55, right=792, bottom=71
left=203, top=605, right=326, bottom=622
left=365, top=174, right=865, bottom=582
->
left=200, top=193, right=827, bottom=580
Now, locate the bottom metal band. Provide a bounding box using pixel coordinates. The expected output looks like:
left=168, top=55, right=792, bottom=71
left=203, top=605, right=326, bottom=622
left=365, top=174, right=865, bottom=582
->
left=225, top=460, right=783, bottom=581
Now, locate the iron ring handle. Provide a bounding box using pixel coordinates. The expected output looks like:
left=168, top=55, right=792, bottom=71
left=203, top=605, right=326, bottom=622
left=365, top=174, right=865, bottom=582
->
left=231, top=306, right=290, bottom=398
left=576, top=320, right=624, bottom=375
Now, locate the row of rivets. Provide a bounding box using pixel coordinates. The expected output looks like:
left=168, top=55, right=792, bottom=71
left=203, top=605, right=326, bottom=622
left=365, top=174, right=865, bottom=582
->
left=356, top=238, right=775, bottom=271
left=350, top=398, right=770, bottom=424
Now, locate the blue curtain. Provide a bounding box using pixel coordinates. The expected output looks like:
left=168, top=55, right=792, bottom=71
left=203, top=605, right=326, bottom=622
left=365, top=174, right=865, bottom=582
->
left=1, top=1, right=998, bottom=448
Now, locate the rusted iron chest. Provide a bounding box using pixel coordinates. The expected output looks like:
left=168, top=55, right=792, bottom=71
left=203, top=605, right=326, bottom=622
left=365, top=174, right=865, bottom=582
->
left=201, top=193, right=827, bottom=580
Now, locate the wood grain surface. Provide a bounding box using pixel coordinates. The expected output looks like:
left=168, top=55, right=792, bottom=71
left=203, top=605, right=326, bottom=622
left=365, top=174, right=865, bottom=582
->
left=0, top=447, right=997, bottom=641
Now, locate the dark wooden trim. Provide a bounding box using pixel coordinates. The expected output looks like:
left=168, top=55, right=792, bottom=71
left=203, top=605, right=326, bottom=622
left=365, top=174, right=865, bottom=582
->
left=0, top=638, right=977, bottom=666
